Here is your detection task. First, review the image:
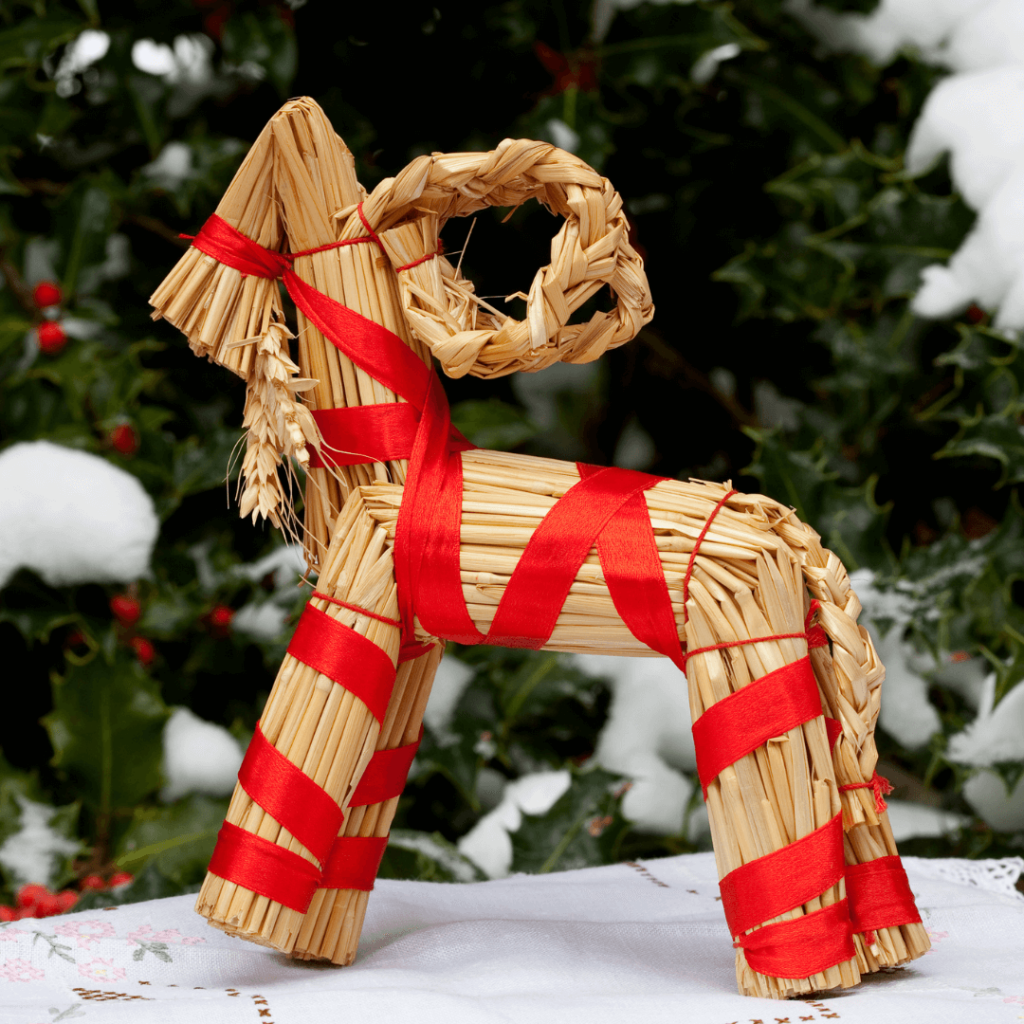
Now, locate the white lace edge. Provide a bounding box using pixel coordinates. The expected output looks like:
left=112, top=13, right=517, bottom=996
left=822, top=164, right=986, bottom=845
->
left=905, top=855, right=1024, bottom=900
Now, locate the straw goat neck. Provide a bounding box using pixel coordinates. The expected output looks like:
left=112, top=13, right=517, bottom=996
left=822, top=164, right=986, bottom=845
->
left=148, top=97, right=930, bottom=999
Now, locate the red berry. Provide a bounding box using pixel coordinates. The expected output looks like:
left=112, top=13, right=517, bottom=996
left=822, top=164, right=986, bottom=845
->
left=32, top=281, right=62, bottom=308
left=0, top=906, right=15, bottom=921
left=15, top=907, right=37, bottom=920
left=36, top=321, right=67, bottom=355
left=108, top=871, right=133, bottom=888
left=130, top=637, right=155, bottom=667
left=80, top=874, right=106, bottom=891
left=15, top=884, right=49, bottom=910
left=208, top=605, right=234, bottom=630
left=55, top=890, right=79, bottom=912
left=33, top=893, right=62, bottom=918
left=110, top=594, right=141, bottom=626
left=109, top=423, right=139, bottom=456
left=966, top=303, right=986, bottom=324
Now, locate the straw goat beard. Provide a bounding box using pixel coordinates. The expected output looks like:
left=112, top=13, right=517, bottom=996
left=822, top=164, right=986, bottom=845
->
left=235, top=315, right=320, bottom=531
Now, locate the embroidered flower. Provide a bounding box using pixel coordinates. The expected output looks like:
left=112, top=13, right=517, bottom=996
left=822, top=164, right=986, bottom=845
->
left=127, top=925, right=180, bottom=945
left=54, top=920, right=116, bottom=949
left=0, top=958, right=45, bottom=982
left=126, top=924, right=205, bottom=946
left=0, top=929, right=26, bottom=942
left=77, top=957, right=125, bottom=982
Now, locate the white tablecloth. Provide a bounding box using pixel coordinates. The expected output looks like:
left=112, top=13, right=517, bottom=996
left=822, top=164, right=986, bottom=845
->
left=2, top=854, right=1022, bottom=1024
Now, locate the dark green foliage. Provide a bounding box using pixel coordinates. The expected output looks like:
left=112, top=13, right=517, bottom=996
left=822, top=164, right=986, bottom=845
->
left=1, top=0, right=1022, bottom=910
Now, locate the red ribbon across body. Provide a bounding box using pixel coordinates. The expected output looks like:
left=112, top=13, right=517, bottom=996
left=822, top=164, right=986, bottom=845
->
left=188, top=212, right=921, bottom=973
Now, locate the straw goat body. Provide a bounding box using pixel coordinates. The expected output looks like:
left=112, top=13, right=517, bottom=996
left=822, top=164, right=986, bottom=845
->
left=148, top=97, right=929, bottom=999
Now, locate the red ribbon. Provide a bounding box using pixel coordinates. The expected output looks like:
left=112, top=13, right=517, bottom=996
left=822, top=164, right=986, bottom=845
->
left=287, top=603, right=397, bottom=726
left=207, top=821, right=322, bottom=913
left=846, top=855, right=922, bottom=933
left=691, top=656, right=824, bottom=794
left=237, top=722, right=344, bottom=866
left=719, top=814, right=845, bottom=937
left=351, top=730, right=423, bottom=807
left=320, top=836, right=389, bottom=891
left=308, top=405, right=472, bottom=469
left=733, top=898, right=856, bottom=979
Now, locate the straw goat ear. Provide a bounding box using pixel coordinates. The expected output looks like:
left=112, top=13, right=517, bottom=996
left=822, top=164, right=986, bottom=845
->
left=370, top=139, right=654, bottom=380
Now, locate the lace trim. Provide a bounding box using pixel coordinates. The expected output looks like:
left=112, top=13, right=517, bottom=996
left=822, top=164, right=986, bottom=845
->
left=905, top=856, right=1024, bottom=900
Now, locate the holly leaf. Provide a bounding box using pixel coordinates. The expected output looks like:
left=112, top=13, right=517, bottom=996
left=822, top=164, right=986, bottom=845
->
left=43, top=651, right=169, bottom=813
left=510, top=766, right=625, bottom=874
left=379, top=829, right=485, bottom=882
left=115, top=795, right=227, bottom=888
left=450, top=399, right=538, bottom=450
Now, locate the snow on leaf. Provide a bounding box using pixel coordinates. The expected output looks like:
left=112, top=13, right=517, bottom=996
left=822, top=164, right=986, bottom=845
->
left=0, top=441, right=158, bottom=590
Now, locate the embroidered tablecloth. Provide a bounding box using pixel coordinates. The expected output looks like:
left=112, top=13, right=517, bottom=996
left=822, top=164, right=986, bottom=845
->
left=2, top=854, right=1022, bottom=1024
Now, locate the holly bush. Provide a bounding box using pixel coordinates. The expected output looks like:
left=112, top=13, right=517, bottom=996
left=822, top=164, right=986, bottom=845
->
left=1, top=0, right=1022, bottom=914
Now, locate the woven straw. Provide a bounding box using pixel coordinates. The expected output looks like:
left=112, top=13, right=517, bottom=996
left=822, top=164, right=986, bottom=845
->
left=149, top=97, right=928, bottom=999
left=364, top=142, right=653, bottom=379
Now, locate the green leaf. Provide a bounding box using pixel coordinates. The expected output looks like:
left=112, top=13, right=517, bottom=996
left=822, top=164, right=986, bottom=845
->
left=115, top=795, right=227, bottom=887
left=43, top=651, right=169, bottom=813
left=0, top=16, right=80, bottom=72
left=0, top=750, right=39, bottom=849
left=450, top=399, right=538, bottom=450
left=0, top=605, right=77, bottom=643
left=379, top=829, right=485, bottom=882
left=937, top=415, right=1024, bottom=488
left=510, top=766, right=625, bottom=874
left=162, top=427, right=243, bottom=518
left=221, top=10, right=297, bottom=98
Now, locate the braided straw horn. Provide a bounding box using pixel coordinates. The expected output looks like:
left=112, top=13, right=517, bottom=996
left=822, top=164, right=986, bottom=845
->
left=356, top=140, right=654, bottom=379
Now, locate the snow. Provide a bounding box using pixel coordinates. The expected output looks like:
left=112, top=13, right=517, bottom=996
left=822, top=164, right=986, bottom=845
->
left=884, top=799, right=968, bottom=842
left=131, top=35, right=213, bottom=86
left=580, top=653, right=696, bottom=835
left=691, top=43, right=741, bottom=86
left=457, top=771, right=571, bottom=878
left=545, top=119, right=580, bottom=155
left=848, top=570, right=941, bottom=748
left=161, top=708, right=244, bottom=803
left=0, top=441, right=158, bottom=590
left=932, top=651, right=990, bottom=710
left=52, top=29, right=109, bottom=98
left=0, top=797, right=80, bottom=887
left=790, top=0, right=1024, bottom=329
left=387, top=831, right=480, bottom=883
left=962, top=769, right=1024, bottom=831
left=142, top=142, right=194, bottom=191
left=225, top=543, right=309, bottom=642
left=232, top=603, right=291, bottom=641
left=946, top=674, right=1024, bottom=766
left=132, top=39, right=177, bottom=77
